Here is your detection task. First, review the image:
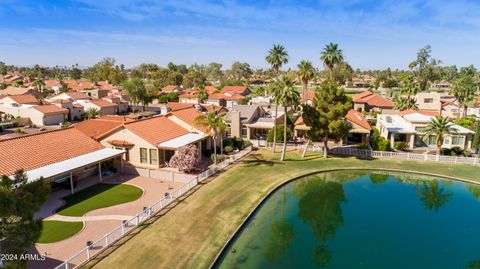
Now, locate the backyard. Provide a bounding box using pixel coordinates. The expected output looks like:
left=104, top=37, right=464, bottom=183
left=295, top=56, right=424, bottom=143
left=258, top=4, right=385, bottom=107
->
left=87, top=149, right=480, bottom=269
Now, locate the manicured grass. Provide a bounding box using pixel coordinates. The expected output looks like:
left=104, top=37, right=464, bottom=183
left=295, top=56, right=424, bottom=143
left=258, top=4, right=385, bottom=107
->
left=57, top=183, right=143, bottom=216
left=37, top=221, right=83, bottom=243
left=92, top=149, right=480, bottom=269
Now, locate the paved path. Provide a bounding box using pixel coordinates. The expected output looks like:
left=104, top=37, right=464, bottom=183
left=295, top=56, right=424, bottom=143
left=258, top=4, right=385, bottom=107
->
left=47, top=214, right=134, bottom=222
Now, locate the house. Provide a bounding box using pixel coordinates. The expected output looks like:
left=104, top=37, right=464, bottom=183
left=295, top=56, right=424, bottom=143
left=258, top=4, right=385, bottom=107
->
left=0, top=86, right=38, bottom=97
left=376, top=110, right=474, bottom=150
left=223, top=105, right=290, bottom=140
left=30, top=105, right=69, bottom=126
left=294, top=109, right=372, bottom=144
left=0, top=128, right=124, bottom=194
left=51, top=92, right=91, bottom=102
left=99, top=116, right=209, bottom=168
left=352, top=91, right=395, bottom=113
left=0, top=94, right=38, bottom=106
left=48, top=99, right=84, bottom=121
left=162, top=85, right=183, bottom=93
left=76, top=99, right=119, bottom=115
left=103, top=94, right=129, bottom=113
left=179, top=86, right=250, bottom=107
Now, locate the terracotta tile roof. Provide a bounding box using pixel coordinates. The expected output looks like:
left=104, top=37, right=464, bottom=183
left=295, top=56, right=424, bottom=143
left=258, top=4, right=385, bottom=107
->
left=98, top=115, right=136, bottom=122
left=73, top=104, right=84, bottom=108
left=0, top=128, right=104, bottom=176
left=221, top=86, right=249, bottom=94
left=125, top=116, right=190, bottom=146
left=169, top=107, right=207, bottom=132
left=6, top=94, right=38, bottom=104
left=162, top=85, right=183, bottom=92
left=294, top=116, right=305, bottom=125
left=353, top=91, right=394, bottom=108
left=0, top=87, right=31, bottom=96
left=107, top=140, right=135, bottom=147
left=91, top=99, right=118, bottom=108
left=74, top=119, right=124, bottom=140
left=33, top=105, right=69, bottom=115
left=397, top=109, right=440, bottom=116
left=65, top=92, right=90, bottom=100
left=49, top=99, right=72, bottom=104
left=302, top=90, right=316, bottom=102
left=167, top=102, right=194, bottom=111
left=208, top=92, right=245, bottom=101
left=346, top=109, right=371, bottom=130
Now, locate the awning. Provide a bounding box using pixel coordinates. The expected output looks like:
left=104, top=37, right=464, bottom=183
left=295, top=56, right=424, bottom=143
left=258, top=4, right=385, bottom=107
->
left=158, top=132, right=206, bottom=150
left=24, top=148, right=125, bottom=182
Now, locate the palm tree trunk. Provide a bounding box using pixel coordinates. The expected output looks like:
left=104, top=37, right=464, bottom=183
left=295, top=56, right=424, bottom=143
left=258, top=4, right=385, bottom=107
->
left=220, top=134, right=224, bottom=156
left=272, top=103, right=278, bottom=152
left=323, top=136, right=328, bottom=158
left=301, top=139, right=310, bottom=158
left=280, top=106, right=288, bottom=161
left=213, top=137, right=217, bottom=164
left=302, top=82, right=307, bottom=104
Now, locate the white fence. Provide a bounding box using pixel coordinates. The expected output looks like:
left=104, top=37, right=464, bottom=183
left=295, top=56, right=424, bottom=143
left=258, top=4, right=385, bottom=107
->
left=53, top=146, right=253, bottom=269
left=329, top=147, right=480, bottom=166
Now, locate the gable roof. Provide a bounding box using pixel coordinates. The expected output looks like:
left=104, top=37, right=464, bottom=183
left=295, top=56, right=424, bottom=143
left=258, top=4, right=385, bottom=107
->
left=33, top=105, right=69, bottom=115
left=65, top=92, right=90, bottom=100
left=0, top=128, right=104, bottom=176
left=5, top=94, right=38, bottom=104
left=346, top=109, right=371, bottom=130
left=91, top=99, right=118, bottom=108
left=74, top=119, right=125, bottom=140
left=0, top=87, right=32, bottom=96
left=221, top=86, right=249, bottom=94
left=125, top=116, right=190, bottom=147
left=162, top=85, right=183, bottom=92
left=352, top=91, right=394, bottom=108
left=168, top=107, right=207, bottom=132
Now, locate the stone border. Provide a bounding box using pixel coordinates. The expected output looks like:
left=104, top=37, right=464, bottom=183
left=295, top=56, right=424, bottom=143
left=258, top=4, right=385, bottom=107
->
left=209, top=167, right=480, bottom=268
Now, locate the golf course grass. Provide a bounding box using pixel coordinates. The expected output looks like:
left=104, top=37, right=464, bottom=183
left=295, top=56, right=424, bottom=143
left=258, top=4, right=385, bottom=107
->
left=37, top=221, right=84, bottom=243
left=90, top=149, right=480, bottom=269
left=57, top=183, right=143, bottom=216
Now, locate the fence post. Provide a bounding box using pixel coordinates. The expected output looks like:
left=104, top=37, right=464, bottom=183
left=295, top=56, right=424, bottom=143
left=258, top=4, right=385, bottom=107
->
left=455, top=156, right=458, bottom=164
left=65, top=260, right=69, bottom=269
left=105, top=236, right=109, bottom=246
left=136, top=215, right=139, bottom=226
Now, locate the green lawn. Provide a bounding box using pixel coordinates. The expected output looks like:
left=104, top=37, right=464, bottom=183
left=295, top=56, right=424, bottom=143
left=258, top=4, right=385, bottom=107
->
left=37, top=221, right=83, bottom=243
left=91, top=149, right=480, bottom=269
left=57, top=183, right=143, bottom=216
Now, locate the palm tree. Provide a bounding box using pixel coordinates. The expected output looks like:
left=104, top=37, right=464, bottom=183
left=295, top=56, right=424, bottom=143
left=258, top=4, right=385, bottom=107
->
left=32, top=79, right=45, bottom=93
left=422, top=115, right=458, bottom=155
left=269, top=82, right=281, bottom=152
left=394, top=95, right=418, bottom=111
left=417, top=180, right=452, bottom=211
left=84, top=107, right=101, bottom=119
left=193, top=110, right=226, bottom=164
left=297, top=60, right=316, bottom=103
left=274, top=76, right=300, bottom=161
left=320, top=43, right=344, bottom=79
left=266, top=44, right=289, bottom=80
left=195, top=85, right=209, bottom=104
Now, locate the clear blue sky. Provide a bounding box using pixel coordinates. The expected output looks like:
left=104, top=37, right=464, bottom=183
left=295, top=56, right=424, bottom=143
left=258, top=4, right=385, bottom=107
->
left=1, top=0, right=479, bottom=70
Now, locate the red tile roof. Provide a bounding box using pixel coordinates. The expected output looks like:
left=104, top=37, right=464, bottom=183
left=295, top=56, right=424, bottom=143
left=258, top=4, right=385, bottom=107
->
left=167, top=102, right=194, bottom=111
left=0, top=128, right=104, bottom=176
left=352, top=91, right=394, bottom=108
left=107, top=140, right=135, bottom=147
left=65, top=92, right=90, bottom=100
left=33, top=105, right=69, bottom=115
left=294, top=116, right=305, bottom=126
left=303, top=90, right=316, bottom=102
left=125, top=116, right=190, bottom=146
left=169, top=107, right=207, bottom=132
left=221, top=86, right=248, bottom=94
left=91, top=99, right=118, bottom=108
left=346, top=109, right=371, bottom=130
left=162, top=85, right=182, bottom=92
left=397, top=109, right=440, bottom=116
left=5, top=94, right=38, bottom=104
left=74, top=119, right=125, bottom=140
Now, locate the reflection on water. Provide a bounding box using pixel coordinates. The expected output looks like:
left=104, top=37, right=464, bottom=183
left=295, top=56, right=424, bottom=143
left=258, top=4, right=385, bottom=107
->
left=215, top=171, right=480, bottom=269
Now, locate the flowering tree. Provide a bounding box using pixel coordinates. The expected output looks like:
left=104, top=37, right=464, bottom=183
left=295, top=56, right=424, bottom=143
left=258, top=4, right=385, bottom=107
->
left=168, top=144, right=199, bottom=173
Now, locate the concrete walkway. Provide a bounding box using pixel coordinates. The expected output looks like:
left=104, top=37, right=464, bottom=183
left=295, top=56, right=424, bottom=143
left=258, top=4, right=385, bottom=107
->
left=47, top=214, right=134, bottom=222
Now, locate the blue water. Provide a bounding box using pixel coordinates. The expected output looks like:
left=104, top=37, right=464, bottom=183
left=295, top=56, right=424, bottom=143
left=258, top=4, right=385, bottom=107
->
left=214, top=171, right=480, bottom=269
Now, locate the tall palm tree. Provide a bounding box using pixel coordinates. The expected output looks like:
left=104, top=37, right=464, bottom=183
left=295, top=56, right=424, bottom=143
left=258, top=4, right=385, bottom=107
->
left=393, top=95, right=418, bottom=111
left=422, top=115, right=457, bottom=155
left=297, top=60, right=316, bottom=103
left=266, top=44, right=288, bottom=153
left=266, top=44, right=289, bottom=80
left=195, top=85, right=209, bottom=104
left=320, top=43, right=344, bottom=80
left=275, top=76, right=300, bottom=161
left=193, top=110, right=226, bottom=164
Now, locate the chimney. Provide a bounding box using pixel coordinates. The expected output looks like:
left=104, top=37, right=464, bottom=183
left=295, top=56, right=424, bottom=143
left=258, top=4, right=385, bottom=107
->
left=230, top=110, right=241, bottom=138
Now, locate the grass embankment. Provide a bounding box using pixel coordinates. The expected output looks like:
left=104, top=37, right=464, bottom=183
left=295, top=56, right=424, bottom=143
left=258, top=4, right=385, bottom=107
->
left=37, top=221, right=84, bottom=243
left=57, top=183, right=143, bottom=216
left=91, top=149, right=479, bottom=269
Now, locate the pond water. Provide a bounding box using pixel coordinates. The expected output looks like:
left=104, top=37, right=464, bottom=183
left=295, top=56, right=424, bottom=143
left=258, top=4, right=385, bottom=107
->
left=214, top=171, right=480, bottom=269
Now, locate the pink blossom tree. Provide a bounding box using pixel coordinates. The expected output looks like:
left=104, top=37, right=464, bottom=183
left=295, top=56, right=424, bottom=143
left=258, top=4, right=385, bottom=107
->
left=168, top=144, right=199, bottom=173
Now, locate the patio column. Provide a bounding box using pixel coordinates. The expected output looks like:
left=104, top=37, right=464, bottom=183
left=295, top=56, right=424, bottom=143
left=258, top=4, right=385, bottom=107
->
left=98, top=162, right=102, bottom=182
left=409, top=134, right=415, bottom=149
left=390, top=133, right=395, bottom=148
left=69, top=171, right=74, bottom=194
left=120, top=157, right=124, bottom=175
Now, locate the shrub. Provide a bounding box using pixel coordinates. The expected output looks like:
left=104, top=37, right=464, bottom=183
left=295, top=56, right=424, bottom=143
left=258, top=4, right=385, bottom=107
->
left=243, top=140, right=252, bottom=149
left=224, top=146, right=233, bottom=154
left=168, top=144, right=199, bottom=173
left=394, top=141, right=409, bottom=151
left=357, top=142, right=368, bottom=149
left=441, top=146, right=471, bottom=157
left=15, top=128, right=22, bottom=134
left=223, top=138, right=235, bottom=148
left=377, top=137, right=392, bottom=151
left=0, top=125, right=3, bottom=132
left=210, top=154, right=224, bottom=163
left=267, top=125, right=292, bottom=143
left=61, top=121, right=72, bottom=128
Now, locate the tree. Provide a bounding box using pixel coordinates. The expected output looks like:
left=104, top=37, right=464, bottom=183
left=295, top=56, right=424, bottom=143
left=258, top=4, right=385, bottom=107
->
left=394, top=95, right=418, bottom=111
left=168, top=144, right=199, bottom=172
left=422, top=115, right=458, bottom=155
left=394, top=74, right=420, bottom=111
left=122, top=78, right=150, bottom=112
left=32, top=79, right=45, bottom=93
left=273, top=76, right=300, bottom=161
left=195, top=85, right=209, bottom=104
left=0, top=61, right=7, bottom=83
left=450, top=75, right=477, bottom=117
left=193, top=110, right=227, bottom=164
left=302, top=81, right=351, bottom=158
left=183, top=70, right=206, bottom=88
left=0, top=170, right=50, bottom=268
left=297, top=60, right=316, bottom=103
left=473, top=122, right=480, bottom=154
left=226, top=61, right=252, bottom=83
left=408, top=45, right=441, bottom=91
left=265, top=44, right=288, bottom=79
left=83, top=107, right=101, bottom=119
left=320, top=43, right=344, bottom=80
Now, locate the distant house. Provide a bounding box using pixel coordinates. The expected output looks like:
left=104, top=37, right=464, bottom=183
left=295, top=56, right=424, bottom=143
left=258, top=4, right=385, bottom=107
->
left=179, top=86, right=250, bottom=107
left=162, top=85, right=183, bottom=93
left=49, top=99, right=84, bottom=121
left=0, top=86, right=38, bottom=97
left=352, top=91, right=395, bottom=113
left=51, top=92, right=91, bottom=102
left=376, top=110, right=474, bottom=150
left=0, top=94, right=39, bottom=106
left=294, top=109, right=372, bottom=144
left=30, top=105, right=69, bottom=125
left=76, top=99, right=119, bottom=115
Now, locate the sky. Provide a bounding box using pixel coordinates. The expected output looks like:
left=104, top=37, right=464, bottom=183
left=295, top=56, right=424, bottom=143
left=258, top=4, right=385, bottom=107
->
left=0, top=0, right=479, bottom=70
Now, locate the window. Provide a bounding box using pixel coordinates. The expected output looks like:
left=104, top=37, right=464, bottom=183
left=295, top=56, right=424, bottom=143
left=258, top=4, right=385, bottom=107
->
left=149, top=149, right=158, bottom=165
left=427, top=135, right=436, bottom=146
left=415, top=126, right=427, bottom=133
left=226, top=124, right=232, bottom=138
left=424, top=98, right=434, bottom=103
left=452, top=136, right=465, bottom=146
left=140, top=148, right=148, bottom=164
left=241, top=125, right=248, bottom=138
